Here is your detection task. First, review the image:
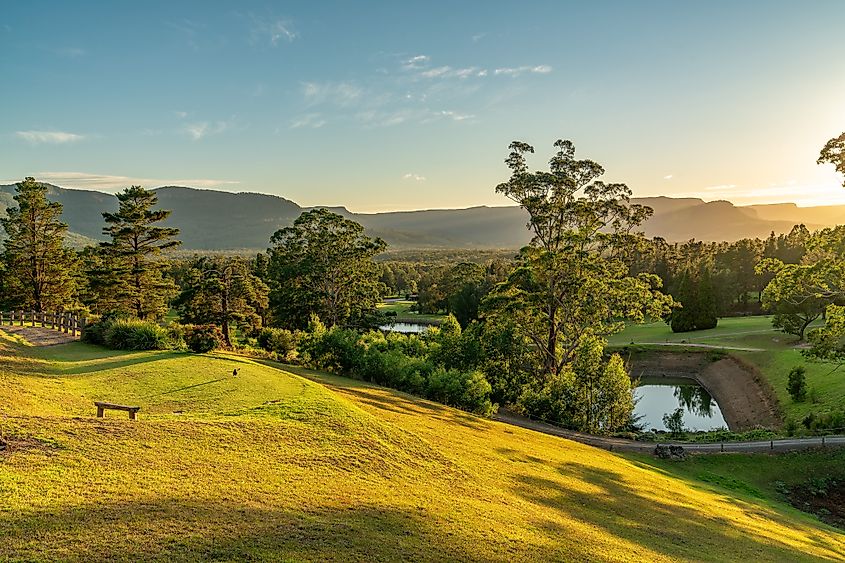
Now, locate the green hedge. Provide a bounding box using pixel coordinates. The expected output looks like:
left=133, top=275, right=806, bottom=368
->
left=82, top=318, right=171, bottom=350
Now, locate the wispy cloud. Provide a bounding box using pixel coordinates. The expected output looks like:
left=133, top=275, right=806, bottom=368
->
left=471, top=32, right=487, bottom=43
left=247, top=13, right=297, bottom=46
left=402, top=173, right=426, bottom=182
left=437, top=110, right=474, bottom=122
left=15, top=130, right=85, bottom=144
left=494, top=65, right=552, bottom=77
left=302, top=81, right=363, bottom=107
left=419, top=66, right=485, bottom=79
left=290, top=113, right=327, bottom=129
left=664, top=174, right=673, bottom=180
left=174, top=111, right=188, bottom=119
left=401, top=54, right=430, bottom=70
left=183, top=120, right=231, bottom=140
left=10, top=172, right=240, bottom=192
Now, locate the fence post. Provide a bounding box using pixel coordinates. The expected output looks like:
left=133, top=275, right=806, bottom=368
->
left=822, top=435, right=826, bottom=447
left=770, top=440, right=774, bottom=451
left=71, top=313, right=77, bottom=337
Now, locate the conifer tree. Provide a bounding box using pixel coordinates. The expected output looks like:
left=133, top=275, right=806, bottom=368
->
left=0, top=177, right=77, bottom=311
left=96, top=186, right=180, bottom=319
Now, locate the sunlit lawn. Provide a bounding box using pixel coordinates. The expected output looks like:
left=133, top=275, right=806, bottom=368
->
left=1, top=333, right=843, bottom=561
left=378, top=300, right=444, bottom=323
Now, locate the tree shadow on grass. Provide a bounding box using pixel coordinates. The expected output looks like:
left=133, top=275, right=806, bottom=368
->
left=0, top=498, right=584, bottom=562
left=509, top=457, right=845, bottom=561
left=278, top=363, right=489, bottom=431
left=45, top=351, right=256, bottom=377
left=51, top=352, right=178, bottom=376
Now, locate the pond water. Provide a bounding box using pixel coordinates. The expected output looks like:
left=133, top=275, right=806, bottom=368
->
left=634, top=377, right=728, bottom=432
left=378, top=322, right=431, bottom=334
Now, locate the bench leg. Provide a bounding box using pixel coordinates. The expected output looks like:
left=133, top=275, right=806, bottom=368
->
left=97, top=407, right=104, bottom=418
left=129, top=411, right=136, bottom=420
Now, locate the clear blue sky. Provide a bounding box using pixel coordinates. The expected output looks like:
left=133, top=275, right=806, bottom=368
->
left=2, top=1, right=844, bottom=211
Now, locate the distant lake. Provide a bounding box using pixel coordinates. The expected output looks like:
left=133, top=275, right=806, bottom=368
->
left=634, top=377, right=728, bottom=432
left=379, top=322, right=431, bottom=334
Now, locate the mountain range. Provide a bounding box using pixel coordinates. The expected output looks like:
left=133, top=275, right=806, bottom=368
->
left=1, top=183, right=843, bottom=251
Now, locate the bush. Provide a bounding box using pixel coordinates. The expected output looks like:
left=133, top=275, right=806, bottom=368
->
left=787, top=365, right=807, bottom=402
left=426, top=367, right=493, bottom=416
left=103, top=319, right=171, bottom=350
left=81, top=316, right=108, bottom=345
left=183, top=324, right=226, bottom=353
left=255, top=327, right=298, bottom=360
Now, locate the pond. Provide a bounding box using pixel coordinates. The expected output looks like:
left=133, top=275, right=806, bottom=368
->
left=378, top=322, right=431, bottom=334
left=634, top=377, right=728, bottom=432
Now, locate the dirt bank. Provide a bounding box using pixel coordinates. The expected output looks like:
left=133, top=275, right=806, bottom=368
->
left=625, top=350, right=781, bottom=431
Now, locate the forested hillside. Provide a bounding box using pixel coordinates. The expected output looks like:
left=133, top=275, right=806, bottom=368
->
left=0, top=183, right=835, bottom=250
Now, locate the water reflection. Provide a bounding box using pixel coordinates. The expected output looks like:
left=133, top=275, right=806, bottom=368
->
left=674, top=384, right=714, bottom=418
left=634, top=377, right=728, bottom=432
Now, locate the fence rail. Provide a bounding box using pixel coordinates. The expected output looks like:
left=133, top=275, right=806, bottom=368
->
left=0, top=311, right=86, bottom=337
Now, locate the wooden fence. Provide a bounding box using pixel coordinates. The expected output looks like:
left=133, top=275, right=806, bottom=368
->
left=0, top=311, right=86, bottom=337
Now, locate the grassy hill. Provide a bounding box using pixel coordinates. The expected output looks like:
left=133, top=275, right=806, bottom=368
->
left=1, top=332, right=843, bottom=561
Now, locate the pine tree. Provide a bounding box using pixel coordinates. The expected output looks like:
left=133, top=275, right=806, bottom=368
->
left=695, top=268, right=718, bottom=330
left=670, top=270, right=696, bottom=332
left=0, top=177, right=77, bottom=311
left=96, top=186, right=180, bottom=319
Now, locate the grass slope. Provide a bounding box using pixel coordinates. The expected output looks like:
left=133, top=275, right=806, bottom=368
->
left=610, top=316, right=845, bottom=423
left=1, top=333, right=843, bottom=561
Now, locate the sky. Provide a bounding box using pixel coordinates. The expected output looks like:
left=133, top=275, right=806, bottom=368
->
left=2, top=0, right=844, bottom=212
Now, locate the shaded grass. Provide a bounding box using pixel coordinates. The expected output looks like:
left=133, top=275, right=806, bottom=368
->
left=0, top=334, right=844, bottom=561
left=629, top=449, right=845, bottom=523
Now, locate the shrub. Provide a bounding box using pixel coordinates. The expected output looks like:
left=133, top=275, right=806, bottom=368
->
left=104, top=319, right=171, bottom=350
left=165, top=322, right=186, bottom=350
left=81, top=316, right=109, bottom=345
left=426, top=367, right=493, bottom=416
left=787, top=366, right=807, bottom=402
left=183, top=324, right=226, bottom=353
left=255, top=327, right=298, bottom=360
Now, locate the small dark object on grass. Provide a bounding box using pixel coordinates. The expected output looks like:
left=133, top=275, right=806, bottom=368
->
left=232, top=368, right=239, bottom=377
left=0, top=438, right=6, bottom=451
left=654, top=444, right=687, bottom=460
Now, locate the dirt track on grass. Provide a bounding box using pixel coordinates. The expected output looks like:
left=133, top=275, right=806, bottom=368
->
left=0, top=325, right=79, bottom=346
left=626, top=351, right=781, bottom=431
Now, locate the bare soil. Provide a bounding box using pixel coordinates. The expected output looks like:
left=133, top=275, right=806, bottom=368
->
left=626, top=350, right=781, bottom=431
left=0, top=325, right=79, bottom=346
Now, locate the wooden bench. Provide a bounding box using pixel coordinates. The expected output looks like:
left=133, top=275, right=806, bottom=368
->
left=95, top=401, right=140, bottom=420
